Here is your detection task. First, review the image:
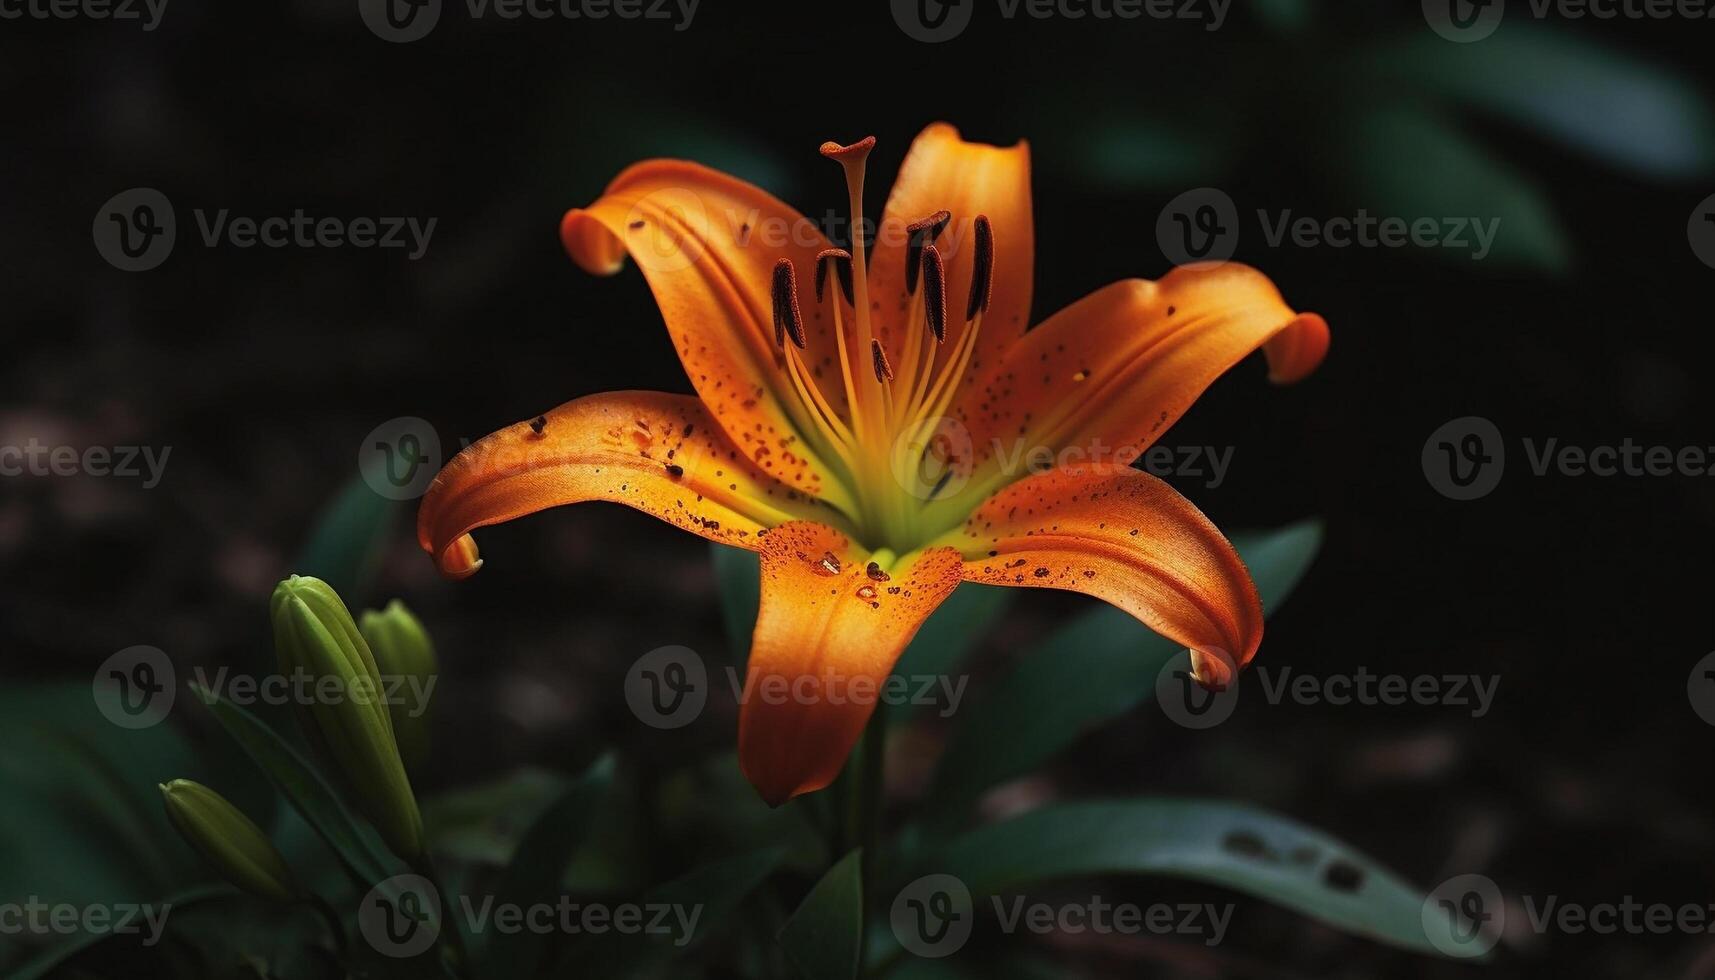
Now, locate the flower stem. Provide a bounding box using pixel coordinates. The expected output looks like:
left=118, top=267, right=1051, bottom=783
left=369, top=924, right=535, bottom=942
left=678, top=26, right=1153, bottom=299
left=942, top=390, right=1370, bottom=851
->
left=855, top=705, right=887, bottom=975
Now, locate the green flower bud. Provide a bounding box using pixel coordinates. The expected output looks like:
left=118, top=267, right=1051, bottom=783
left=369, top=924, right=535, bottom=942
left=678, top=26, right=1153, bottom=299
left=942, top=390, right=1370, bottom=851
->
left=271, top=574, right=423, bottom=859
left=359, top=600, right=437, bottom=771
left=160, top=779, right=297, bottom=901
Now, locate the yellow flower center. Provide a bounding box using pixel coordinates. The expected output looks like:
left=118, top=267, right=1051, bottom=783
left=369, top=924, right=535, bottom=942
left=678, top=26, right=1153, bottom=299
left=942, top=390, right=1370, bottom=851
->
left=766, top=138, right=995, bottom=555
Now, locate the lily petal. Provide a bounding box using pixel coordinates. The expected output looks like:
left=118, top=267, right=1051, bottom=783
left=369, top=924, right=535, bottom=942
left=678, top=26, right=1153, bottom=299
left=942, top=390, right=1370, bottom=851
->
left=416, top=391, right=838, bottom=579
left=950, top=263, right=1327, bottom=503
left=738, top=521, right=963, bottom=806
left=870, top=123, right=1033, bottom=373
left=936, top=464, right=1262, bottom=690
left=561, top=161, right=854, bottom=509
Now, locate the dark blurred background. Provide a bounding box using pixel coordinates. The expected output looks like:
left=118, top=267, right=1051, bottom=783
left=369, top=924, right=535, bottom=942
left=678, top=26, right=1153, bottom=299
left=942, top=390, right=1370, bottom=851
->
left=3, top=0, right=1714, bottom=976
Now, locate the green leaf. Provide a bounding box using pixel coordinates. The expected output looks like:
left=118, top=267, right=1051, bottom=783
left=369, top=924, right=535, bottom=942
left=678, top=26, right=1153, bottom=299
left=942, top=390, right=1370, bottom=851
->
left=1340, top=105, right=1568, bottom=272
left=295, top=475, right=401, bottom=606
left=0, top=682, right=224, bottom=908
left=560, top=845, right=787, bottom=975
left=1363, top=28, right=1715, bottom=179
left=480, top=755, right=615, bottom=980
left=1229, top=520, right=1323, bottom=618
left=4, top=885, right=231, bottom=980
left=926, top=521, right=1322, bottom=810
left=778, top=849, right=864, bottom=980
left=924, top=799, right=1447, bottom=956
left=890, top=585, right=1011, bottom=725
left=711, top=543, right=761, bottom=670
left=194, top=684, right=398, bottom=889
left=421, top=768, right=570, bottom=866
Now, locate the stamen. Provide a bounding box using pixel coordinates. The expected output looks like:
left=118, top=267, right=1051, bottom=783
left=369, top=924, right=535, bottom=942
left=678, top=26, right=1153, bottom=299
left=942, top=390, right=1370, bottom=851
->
left=966, top=214, right=994, bottom=321
left=814, top=247, right=855, bottom=306
left=904, top=209, right=951, bottom=294
left=870, top=339, right=894, bottom=383
left=921, top=244, right=948, bottom=343
left=771, top=258, right=805, bottom=349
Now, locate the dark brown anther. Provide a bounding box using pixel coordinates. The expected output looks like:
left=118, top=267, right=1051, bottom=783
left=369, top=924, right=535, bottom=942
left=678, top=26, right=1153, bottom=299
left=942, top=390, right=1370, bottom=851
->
left=966, top=214, right=994, bottom=321
left=771, top=258, right=805, bottom=349
left=814, top=248, right=855, bottom=306
left=870, top=339, right=894, bottom=383
left=529, top=415, right=547, bottom=435
left=904, top=209, right=952, bottom=294
left=921, top=244, right=948, bottom=342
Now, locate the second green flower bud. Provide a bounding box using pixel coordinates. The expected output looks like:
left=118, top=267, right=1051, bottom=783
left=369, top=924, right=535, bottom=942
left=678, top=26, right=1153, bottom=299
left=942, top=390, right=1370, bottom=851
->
left=271, top=574, right=423, bottom=859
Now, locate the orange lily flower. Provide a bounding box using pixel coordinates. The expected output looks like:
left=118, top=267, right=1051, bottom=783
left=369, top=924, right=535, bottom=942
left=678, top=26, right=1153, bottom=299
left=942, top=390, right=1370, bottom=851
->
left=418, top=124, right=1328, bottom=807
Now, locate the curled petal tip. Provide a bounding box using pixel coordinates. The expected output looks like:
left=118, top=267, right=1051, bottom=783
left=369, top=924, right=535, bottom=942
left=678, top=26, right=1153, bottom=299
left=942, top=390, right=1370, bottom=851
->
left=560, top=207, right=628, bottom=276
left=1266, top=311, right=1330, bottom=384
left=435, top=534, right=484, bottom=580
left=1189, top=646, right=1240, bottom=693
